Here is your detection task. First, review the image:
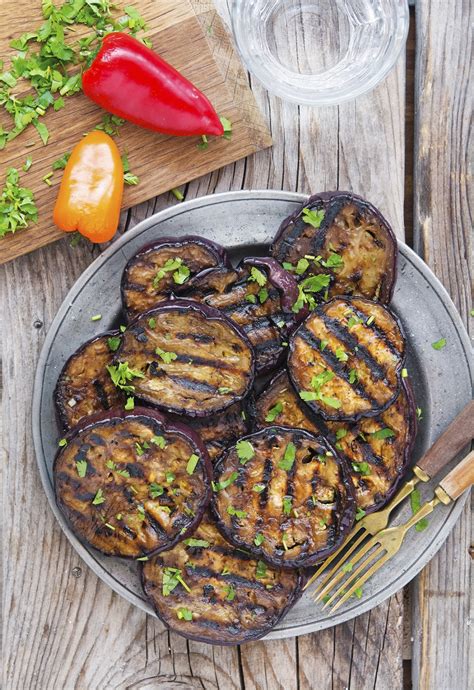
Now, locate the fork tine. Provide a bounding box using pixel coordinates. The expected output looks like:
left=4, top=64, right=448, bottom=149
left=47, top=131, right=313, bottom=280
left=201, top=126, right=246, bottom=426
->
left=312, top=530, right=367, bottom=601
left=303, top=523, right=366, bottom=591
left=321, top=539, right=383, bottom=607
left=331, top=551, right=392, bottom=612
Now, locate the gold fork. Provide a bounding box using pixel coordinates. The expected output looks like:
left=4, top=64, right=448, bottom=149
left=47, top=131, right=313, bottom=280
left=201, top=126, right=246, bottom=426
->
left=313, top=449, right=474, bottom=611
left=303, top=400, right=474, bottom=596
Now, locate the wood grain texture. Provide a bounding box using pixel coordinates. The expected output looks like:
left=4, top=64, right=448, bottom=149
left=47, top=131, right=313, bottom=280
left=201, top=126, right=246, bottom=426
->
left=411, top=1, right=473, bottom=689
left=0, top=0, right=271, bottom=264
left=2, top=2, right=469, bottom=689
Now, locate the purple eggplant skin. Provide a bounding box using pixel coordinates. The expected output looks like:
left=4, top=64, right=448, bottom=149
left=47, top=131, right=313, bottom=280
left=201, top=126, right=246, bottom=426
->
left=177, top=257, right=303, bottom=376
left=288, top=296, right=406, bottom=423
left=115, top=299, right=256, bottom=418
left=141, top=513, right=303, bottom=645
left=211, top=427, right=356, bottom=569
left=271, top=191, right=398, bottom=304
left=121, top=235, right=230, bottom=320
left=54, top=330, right=123, bottom=431
left=53, top=407, right=213, bottom=559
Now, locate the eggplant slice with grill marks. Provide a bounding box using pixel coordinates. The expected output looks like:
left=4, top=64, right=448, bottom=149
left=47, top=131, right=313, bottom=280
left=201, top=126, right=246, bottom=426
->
left=142, top=513, right=302, bottom=645
left=171, top=400, right=252, bottom=462
left=54, top=331, right=123, bottom=430
left=271, top=191, right=397, bottom=304
left=211, top=427, right=356, bottom=568
left=289, top=296, right=405, bottom=422
left=178, top=257, right=301, bottom=375
left=121, top=236, right=229, bottom=320
left=116, top=299, right=255, bottom=417
left=254, top=372, right=417, bottom=514
left=333, top=380, right=417, bottom=513
left=54, top=407, right=212, bottom=558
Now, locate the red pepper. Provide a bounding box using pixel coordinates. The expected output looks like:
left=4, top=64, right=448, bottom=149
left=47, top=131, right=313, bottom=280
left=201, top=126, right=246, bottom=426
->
left=82, top=33, right=224, bottom=138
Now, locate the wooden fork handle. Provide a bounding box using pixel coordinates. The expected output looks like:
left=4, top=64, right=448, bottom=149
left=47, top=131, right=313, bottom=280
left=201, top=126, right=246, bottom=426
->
left=438, top=450, right=474, bottom=501
left=416, top=400, right=474, bottom=478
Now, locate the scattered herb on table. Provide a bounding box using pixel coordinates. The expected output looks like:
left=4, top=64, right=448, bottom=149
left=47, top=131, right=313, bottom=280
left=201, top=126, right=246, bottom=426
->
left=0, top=167, right=38, bottom=237
left=431, top=337, right=446, bottom=350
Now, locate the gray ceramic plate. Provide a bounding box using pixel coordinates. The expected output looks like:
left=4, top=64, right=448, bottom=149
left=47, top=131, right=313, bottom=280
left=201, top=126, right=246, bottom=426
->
left=33, top=191, right=473, bottom=640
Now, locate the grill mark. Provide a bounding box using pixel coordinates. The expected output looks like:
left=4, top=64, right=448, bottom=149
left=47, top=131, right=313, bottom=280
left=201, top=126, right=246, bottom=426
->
left=167, top=375, right=219, bottom=394
left=92, top=379, right=111, bottom=409
left=173, top=353, right=239, bottom=372
left=345, top=303, right=401, bottom=357
left=217, top=289, right=280, bottom=319
left=250, top=338, right=281, bottom=354
left=259, top=457, right=274, bottom=508
left=187, top=564, right=269, bottom=591
left=317, top=314, right=389, bottom=381
left=298, top=327, right=380, bottom=407
left=146, top=511, right=173, bottom=541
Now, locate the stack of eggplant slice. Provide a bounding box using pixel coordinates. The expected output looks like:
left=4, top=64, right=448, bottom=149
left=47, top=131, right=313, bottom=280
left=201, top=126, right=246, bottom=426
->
left=53, top=191, right=416, bottom=644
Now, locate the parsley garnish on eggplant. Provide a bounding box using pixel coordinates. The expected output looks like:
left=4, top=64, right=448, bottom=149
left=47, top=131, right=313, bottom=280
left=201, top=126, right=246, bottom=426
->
left=115, top=299, right=255, bottom=417
left=272, top=191, right=397, bottom=304
left=141, top=514, right=302, bottom=645
left=54, top=408, right=212, bottom=558
left=211, top=427, right=356, bottom=568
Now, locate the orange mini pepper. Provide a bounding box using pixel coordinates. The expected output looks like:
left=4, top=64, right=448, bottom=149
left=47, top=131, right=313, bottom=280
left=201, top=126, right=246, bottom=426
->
left=53, top=130, right=124, bottom=243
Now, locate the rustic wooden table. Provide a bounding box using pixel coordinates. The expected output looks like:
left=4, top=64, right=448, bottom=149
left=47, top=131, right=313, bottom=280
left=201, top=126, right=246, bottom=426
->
left=1, top=1, right=471, bottom=688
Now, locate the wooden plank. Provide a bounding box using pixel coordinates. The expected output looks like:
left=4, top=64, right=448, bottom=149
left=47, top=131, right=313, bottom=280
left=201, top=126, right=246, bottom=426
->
left=411, top=1, right=473, bottom=688
left=1, top=1, right=410, bottom=688
left=0, top=0, right=271, bottom=264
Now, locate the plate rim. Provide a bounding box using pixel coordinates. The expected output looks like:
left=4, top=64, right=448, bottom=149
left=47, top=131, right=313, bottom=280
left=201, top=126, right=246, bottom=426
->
left=32, top=189, right=473, bottom=639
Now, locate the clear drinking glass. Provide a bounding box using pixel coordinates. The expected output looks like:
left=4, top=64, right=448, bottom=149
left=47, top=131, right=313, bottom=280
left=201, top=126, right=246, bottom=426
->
left=231, top=0, right=409, bottom=105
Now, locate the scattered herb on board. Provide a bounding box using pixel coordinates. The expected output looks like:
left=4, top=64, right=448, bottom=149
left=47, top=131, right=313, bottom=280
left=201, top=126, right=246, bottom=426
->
left=171, top=187, right=184, bottom=201
left=121, top=153, right=139, bottom=185
left=0, top=167, right=38, bottom=237
left=96, top=114, right=125, bottom=137
left=219, top=116, right=232, bottom=140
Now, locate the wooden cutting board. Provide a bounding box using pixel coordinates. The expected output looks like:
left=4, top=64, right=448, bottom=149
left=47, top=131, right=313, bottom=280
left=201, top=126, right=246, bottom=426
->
left=0, top=0, right=272, bottom=264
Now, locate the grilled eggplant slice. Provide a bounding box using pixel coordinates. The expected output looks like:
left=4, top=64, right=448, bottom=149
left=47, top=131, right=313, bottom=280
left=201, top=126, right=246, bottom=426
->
left=171, top=400, right=251, bottom=462
left=121, top=236, right=229, bottom=319
left=179, top=257, right=301, bottom=375
left=142, top=513, right=302, bottom=645
left=116, top=299, right=255, bottom=417
left=289, top=296, right=405, bottom=422
left=211, top=427, right=356, bottom=568
left=54, top=331, right=123, bottom=430
left=272, top=191, right=397, bottom=304
left=255, top=372, right=416, bottom=514
left=253, top=370, right=322, bottom=435
left=54, top=408, right=212, bottom=558
left=333, top=380, right=416, bottom=513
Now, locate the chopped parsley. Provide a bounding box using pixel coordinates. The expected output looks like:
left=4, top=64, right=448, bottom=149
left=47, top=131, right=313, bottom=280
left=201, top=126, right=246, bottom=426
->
left=282, top=495, right=293, bottom=515
left=23, top=157, right=32, bottom=172
left=197, top=134, right=209, bottom=150
left=124, top=396, right=135, bottom=410
left=258, top=287, right=269, bottom=303
left=245, top=294, right=257, bottom=304
left=248, top=266, right=267, bottom=287
left=302, top=207, right=325, bottom=228
left=218, top=386, right=232, bottom=395
left=52, top=152, right=70, bottom=170
left=227, top=505, right=247, bottom=519
left=335, top=347, right=348, bottom=362
left=321, top=253, right=344, bottom=269
left=320, top=339, right=328, bottom=351
left=97, top=114, right=125, bottom=137
left=410, top=489, right=429, bottom=532
left=254, top=532, right=265, bottom=546
left=366, top=315, right=375, bottom=326
left=152, top=258, right=190, bottom=288
left=416, top=407, right=423, bottom=420
left=58, top=438, right=67, bottom=447
left=346, top=313, right=363, bottom=329
left=165, top=472, right=175, bottom=483
left=76, top=460, right=87, bottom=477
left=352, top=461, right=371, bottom=476
left=162, top=567, right=190, bottom=596
left=107, top=336, right=121, bottom=352
left=90, top=314, right=102, bottom=322
left=431, top=337, right=446, bottom=350
left=148, top=318, right=156, bottom=329
left=355, top=507, right=366, bottom=521
left=255, top=560, right=267, bottom=578
left=348, top=369, right=358, bottom=385
left=155, top=346, right=177, bottom=364
left=151, top=435, right=166, bottom=449
left=170, top=187, right=184, bottom=201
left=0, top=167, right=38, bottom=237
left=336, top=428, right=347, bottom=440
left=121, top=153, right=139, bottom=185
left=299, top=369, right=341, bottom=408
left=236, top=439, right=255, bottom=464
left=353, top=587, right=363, bottom=599
left=92, top=488, right=105, bottom=506
left=371, top=428, right=395, bottom=440
left=225, top=584, right=236, bottom=601
left=149, top=483, right=164, bottom=498
left=252, top=483, right=265, bottom=493
left=184, top=538, right=210, bottom=548
left=401, top=368, right=408, bottom=378
left=265, top=401, right=283, bottom=423
left=186, top=453, right=199, bottom=475
left=292, top=274, right=331, bottom=313
left=212, top=471, right=239, bottom=492
left=278, top=442, right=296, bottom=471
left=107, top=362, right=145, bottom=393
